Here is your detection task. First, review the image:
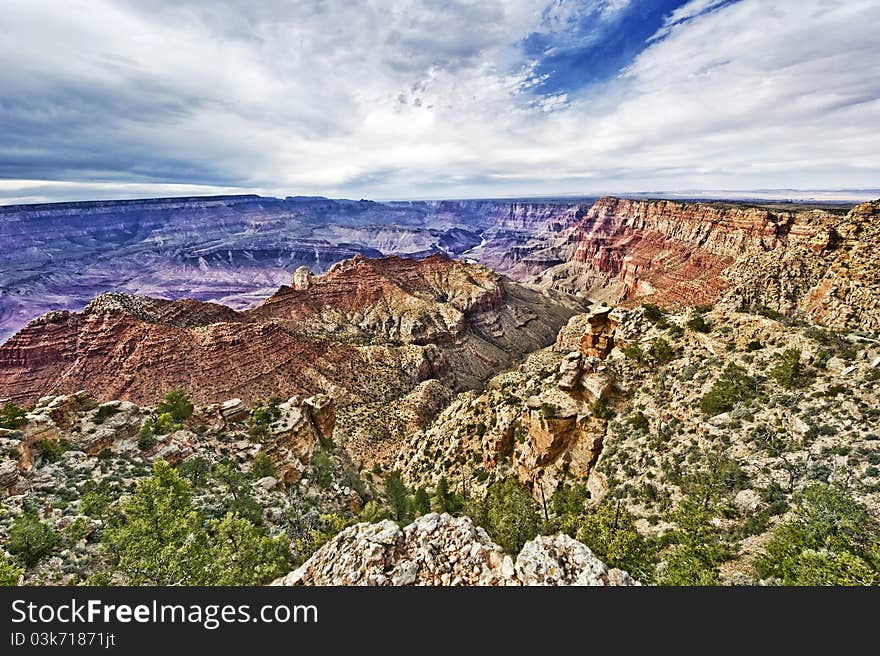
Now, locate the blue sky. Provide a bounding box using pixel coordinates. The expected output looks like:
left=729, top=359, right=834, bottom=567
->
left=0, top=0, right=878, bottom=204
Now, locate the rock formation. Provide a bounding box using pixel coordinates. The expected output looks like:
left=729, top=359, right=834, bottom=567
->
left=0, top=254, right=583, bottom=406
left=272, top=513, right=637, bottom=586
left=534, top=197, right=880, bottom=333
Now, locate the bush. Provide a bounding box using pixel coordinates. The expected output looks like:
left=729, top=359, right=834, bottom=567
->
left=137, top=429, right=157, bottom=451
left=642, top=303, right=664, bottom=323
left=687, top=313, right=711, bottom=333
left=769, top=349, right=803, bottom=389
left=79, top=483, right=113, bottom=519
left=755, top=484, right=879, bottom=585
left=38, top=438, right=69, bottom=463
left=251, top=452, right=276, bottom=479
left=562, top=501, right=657, bottom=582
left=101, top=460, right=290, bottom=585
left=0, top=401, right=28, bottom=429
left=540, top=402, right=558, bottom=418
left=384, top=469, right=411, bottom=522
left=589, top=399, right=612, bottom=420
left=311, top=449, right=334, bottom=488
left=247, top=398, right=282, bottom=441
left=8, top=514, right=60, bottom=567
left=700, top=362, right=756, bottom=416
left=95, top=404, right=120, bottom=420
left=156, top=389, right=194, bottom=423
left=660, top=501, right=728, bottom=585
left=648, top=338, right=675, bottom=365
left=294, top=514, right=351, bottom=564
left=623, top=342, right=645, bottom=363
left=478, top=478, right=540, bottom=554
left=628, top=411, right=650, bottom=433
left=0, top=552, right=23, bottom=586
left=177, top=457, right=210, bottom=487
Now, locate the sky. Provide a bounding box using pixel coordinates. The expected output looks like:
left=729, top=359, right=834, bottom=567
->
left=1, top=0, right=878, bottom=204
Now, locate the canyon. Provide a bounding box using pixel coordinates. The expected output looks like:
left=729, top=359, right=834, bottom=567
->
left=1, top=193, right=879, bottom=587
left=0, top=254, right=583, bottom=406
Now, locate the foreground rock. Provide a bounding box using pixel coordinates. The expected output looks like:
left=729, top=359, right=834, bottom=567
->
left=273, top=513, right=637, bottom=586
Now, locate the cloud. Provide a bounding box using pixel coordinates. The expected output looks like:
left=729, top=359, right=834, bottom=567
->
left=0, top=0, right=877, bottom=203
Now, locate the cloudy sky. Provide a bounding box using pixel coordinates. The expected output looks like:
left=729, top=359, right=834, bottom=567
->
left=1, top=0, right=878, bottom=204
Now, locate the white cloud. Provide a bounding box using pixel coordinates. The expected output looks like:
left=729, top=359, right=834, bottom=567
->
left=0, top=0, right=877, bottom=202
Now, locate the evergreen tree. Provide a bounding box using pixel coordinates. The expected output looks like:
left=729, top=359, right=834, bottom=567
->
left=205, top=512, right=291, bottom=585
left=7, top=514, right=59, bottom=568
left=385, top=470, right=410, bottom=522
left=102, top=460, right=209, bottom=585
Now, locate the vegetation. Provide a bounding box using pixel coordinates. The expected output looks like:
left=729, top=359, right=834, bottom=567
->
left=686, top=313, right=711, bottom=333
left=623, top=342, right=646, bottom=363
left=7, top=514, right=60, bottom=567
left=385, top=469, right=410, bottom=522
left=660, top=500, right=728, bottom=585
left=247, top=397, right=282, bottom=441
left=311, top=449, right=334, bottom=488
left=768, top=348, right=804, bottom=389
left=251, top=452, right=277, bottom=479
left=38, top=438, right=70, bottom=463
left=648, top=338, right=675, bottom=365
left=642, top=303, right=664, bottom=323
left=469, top=478, right=540, bottom=554
left=100, top=460, right=290, bottom=585
left=700, top=362, right=756, bottom=416
left=0, top=552, right=23, bottom=586
left=156, top=389, right=194, bottom=423
left=294, top=514, right=351, bottom=564
left=755, top=485, right=879, bottom=585
left=562, top=501, right=657, bottom=582
left=0, top=401, right=28, bottom=430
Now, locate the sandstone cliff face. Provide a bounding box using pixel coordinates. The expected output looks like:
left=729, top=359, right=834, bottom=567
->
left=272, top=513, right=637, bottom=586
left=534, top=197, right=880, bottom=333
left=0, top=255, right=583, bottom=406
left=394, top=306, right=620, bottom=498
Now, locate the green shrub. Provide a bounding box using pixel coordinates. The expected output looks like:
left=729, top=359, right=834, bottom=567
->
left=251, top=452, right=276, bottom=479
left=700, top=362, right=756, bottom=416
left=687, top=313, right=711, bottom=333
left=562, top=501, right=657, bottom=582
left=294, top=514, right=351, bottom=564
left=95, top=404, right=120, bottom=420
left=311, top=449, right=334, bottom=488
left=156, top=389, right=194, bottom=423
left=628, top=411, right=650, bottom=433
left=137, top=428, right=157, bottom=451
left=769, top=349, right=803, bottom=389
left=660, top=501, right=728, bottom=585
left=648, top=338, right=675, bottom=365
left=0, top=401, right=27, bottom=430
left=755, top=484, right=879, bottom=585
left=642, top=303, right=664, bottom=323
left=589, top=399, right=612, bottom=420
left=8, top=514, right=60, bottom=567
left=0, top=552, right=23, bottom=586
left=38, top=438, right=70, bottom=463
left=476, top=478, right=540, bottom=554
left=623, top=342, right=645, bottom=363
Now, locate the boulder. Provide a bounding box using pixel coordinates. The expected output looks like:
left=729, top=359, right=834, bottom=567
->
left=220, top=399, right=249, bottom=423
left=273, top=513, right=637, bottom=586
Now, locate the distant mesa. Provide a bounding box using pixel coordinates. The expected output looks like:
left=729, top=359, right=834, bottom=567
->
left=0, top=254, right=584, bottom=406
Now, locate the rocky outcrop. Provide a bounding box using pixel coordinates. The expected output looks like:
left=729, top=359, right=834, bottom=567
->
left=536, top=197, right=880, bottom=333
left=272, top=513, right=637, bottom=586
left=0, top=254, right=583, bottom=406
